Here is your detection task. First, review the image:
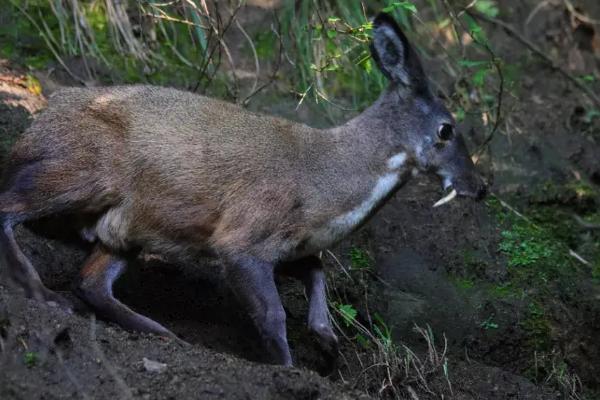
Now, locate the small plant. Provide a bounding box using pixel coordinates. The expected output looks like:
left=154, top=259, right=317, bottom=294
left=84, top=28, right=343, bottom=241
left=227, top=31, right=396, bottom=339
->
left=372, top=313, right=394, bottom=351
left=329, top=291, right=452, bottom=397
left=349, top=247, right=372, bottom=271
left=545, top=358, right=583, bottom=400
left=583, top=108, right=600, bottom=124
left=521, top=302, right=551, bottom=352
left=24, top=351, right=38, bottom=368
left=454, top=277, right=475, bottom=291
left=480, top=316, right=499, bottom=330
left=337, top=303, right=358, bottom=327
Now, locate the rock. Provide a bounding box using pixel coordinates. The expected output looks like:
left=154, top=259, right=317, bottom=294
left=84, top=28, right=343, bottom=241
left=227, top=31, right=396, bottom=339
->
left=143, top=357, right=167, bottom=373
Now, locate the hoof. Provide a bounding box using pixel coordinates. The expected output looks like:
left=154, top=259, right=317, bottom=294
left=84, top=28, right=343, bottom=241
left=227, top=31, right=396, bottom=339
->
left=311, top=324, right=339, bottom=358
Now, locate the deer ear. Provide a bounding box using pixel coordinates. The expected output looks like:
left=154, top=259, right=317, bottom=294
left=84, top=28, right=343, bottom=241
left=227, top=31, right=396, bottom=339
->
left=370, top=13, right=425, bottom=87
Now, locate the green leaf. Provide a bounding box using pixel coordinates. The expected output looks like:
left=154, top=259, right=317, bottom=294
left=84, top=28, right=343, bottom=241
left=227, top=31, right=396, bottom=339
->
left=326, top=29, right=337, bottom=39
left=464, top=14, right=488, bottom=45
left=581, top=74, right=596, bottom=82
left=327, top=16, right=340, bottom=23
left=361, top=58, right=373, bottom=74
left=472, top=68, right=489, bottom=87
left=454, top=107, right=466, bottom=122
left=338, top=304, right=357, bottom=327
left=382, top=1, right=418, bottom=14
left=474, top=0, right=499, bottom=18
left=584, top=109, right=600, bottom=123
left=356, top=334, right=371, bottom=349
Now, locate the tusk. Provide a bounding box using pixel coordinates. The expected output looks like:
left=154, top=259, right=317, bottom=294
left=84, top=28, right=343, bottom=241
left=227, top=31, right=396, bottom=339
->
left=433, top=189, right=457, bottom=208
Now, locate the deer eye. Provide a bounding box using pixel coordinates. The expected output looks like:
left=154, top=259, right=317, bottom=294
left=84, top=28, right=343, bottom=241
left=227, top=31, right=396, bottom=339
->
left=438, top=123, right=454, bottom=141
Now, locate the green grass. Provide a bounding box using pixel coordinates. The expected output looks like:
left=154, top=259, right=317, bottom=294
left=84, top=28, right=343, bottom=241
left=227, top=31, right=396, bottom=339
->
left=0, top=1, right=221, bottom=90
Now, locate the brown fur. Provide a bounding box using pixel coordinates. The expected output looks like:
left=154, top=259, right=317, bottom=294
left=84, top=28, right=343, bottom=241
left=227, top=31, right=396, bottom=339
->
left=79, top=248, right=111, bottom=279
left=1, top=85, right=408, bottom=263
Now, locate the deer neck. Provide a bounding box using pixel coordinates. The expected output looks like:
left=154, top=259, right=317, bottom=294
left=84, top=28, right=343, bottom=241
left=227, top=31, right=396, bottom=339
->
left=323, top=90, right=410, bottom=181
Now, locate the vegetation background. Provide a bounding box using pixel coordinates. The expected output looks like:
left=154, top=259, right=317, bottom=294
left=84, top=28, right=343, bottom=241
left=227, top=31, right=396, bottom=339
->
left=0, top=0, right=600, bottom=399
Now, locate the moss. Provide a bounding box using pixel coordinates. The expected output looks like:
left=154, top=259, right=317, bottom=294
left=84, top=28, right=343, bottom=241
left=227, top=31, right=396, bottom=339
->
left=485, top=190, right=600, bottom=389
left=482, top=196, right=598, bottom=370
left=491, top=195, right=584, bottom=296
left=487, top=282, right=524, bottom=299
left=528, top=180, right=598, bottom=212
left=452, top=277, right=475, bottom=291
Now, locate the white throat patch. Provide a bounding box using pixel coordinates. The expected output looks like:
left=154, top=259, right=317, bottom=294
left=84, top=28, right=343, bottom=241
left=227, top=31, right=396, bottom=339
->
left=295, top=152, right=407, bottom=259
left=332, top=151, right=407, bottom=235
left=386, top=152, right=407, bottom=170
left=332, top=172, right=399, bottom=230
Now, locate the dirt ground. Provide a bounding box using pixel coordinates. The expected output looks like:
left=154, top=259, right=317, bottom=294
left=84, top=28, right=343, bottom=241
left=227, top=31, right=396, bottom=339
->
left=1, top=0, right=600, bottom=399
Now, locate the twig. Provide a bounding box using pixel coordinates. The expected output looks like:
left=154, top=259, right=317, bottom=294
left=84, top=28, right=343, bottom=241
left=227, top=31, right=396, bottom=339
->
left=143, top=8, right=208, bottom=29
left=569, top=249, right=590, bottom=266
left=524, top=0, right=553, bottom=36
left=243, top=11, right=284, bottom=106
left=469, top=11, right=600, bottom=109
left=442, top=1, right=505, bottom=155
left=192, top=1, right=243, bottom=93
left=564, top=0, right=600, bottom=26
left=573, top=214, right=600, bottom=230
left=325, top=250, right=352, bottom=280
left=235, top=18, right=259, bottom=98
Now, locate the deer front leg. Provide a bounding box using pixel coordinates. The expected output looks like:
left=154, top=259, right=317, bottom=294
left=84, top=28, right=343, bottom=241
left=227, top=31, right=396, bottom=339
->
left=278, top=256, right=339, bottom=361
left=224, top=254, right=292, bottom=366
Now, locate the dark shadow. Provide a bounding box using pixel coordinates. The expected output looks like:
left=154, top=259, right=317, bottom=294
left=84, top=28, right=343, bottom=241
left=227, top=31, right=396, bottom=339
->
left=0, top=98, right=32, bottom=172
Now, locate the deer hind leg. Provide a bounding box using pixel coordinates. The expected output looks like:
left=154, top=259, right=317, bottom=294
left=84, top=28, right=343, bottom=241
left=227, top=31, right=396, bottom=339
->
left=0, top=160, right=74, bottom=310
left=0, top=213, right=73, bottom=310
left=73, top=244, right=183, bottom=343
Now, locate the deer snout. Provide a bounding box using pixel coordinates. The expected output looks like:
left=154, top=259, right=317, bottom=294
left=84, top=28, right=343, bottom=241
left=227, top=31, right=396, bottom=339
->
left=454, top=174, right=487, bottom=201
left=434, top=174, right=487, bottom=207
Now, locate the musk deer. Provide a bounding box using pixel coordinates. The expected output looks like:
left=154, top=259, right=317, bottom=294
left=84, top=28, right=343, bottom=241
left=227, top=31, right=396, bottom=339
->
left=0, top=13, right=485, bottom=366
